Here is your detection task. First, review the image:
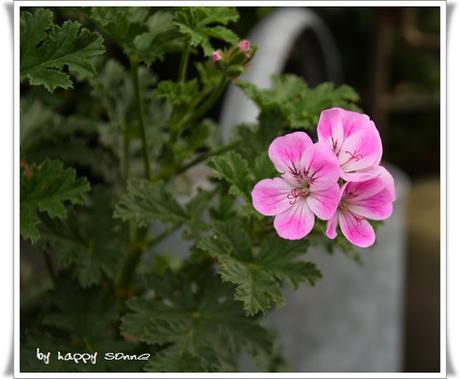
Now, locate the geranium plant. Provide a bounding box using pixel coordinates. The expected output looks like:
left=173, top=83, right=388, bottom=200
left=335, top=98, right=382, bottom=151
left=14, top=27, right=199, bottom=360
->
left=19, top=7, right=395, bottom=372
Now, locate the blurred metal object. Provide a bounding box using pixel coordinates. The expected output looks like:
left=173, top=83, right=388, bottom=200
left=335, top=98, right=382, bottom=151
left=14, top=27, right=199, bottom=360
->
left=219, top=7, right=342, bottom=142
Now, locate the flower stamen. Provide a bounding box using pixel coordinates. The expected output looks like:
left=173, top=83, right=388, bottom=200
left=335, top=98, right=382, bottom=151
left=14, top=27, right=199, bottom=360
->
left=341, top=150, right=363, bottom=167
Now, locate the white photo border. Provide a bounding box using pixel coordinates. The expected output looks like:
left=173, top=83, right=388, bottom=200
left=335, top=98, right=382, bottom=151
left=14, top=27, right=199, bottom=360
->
left=13, top=1, right=447, bottom=378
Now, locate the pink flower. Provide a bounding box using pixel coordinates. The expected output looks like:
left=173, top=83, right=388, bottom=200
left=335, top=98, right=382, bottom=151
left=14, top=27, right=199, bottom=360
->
left=251, top=132, right=341, bottom=240
left=239, top=39, right=250, bottom=52
left=211, top=50, right=223, bottom=62
left=326, top=177, right=394, bottom=248
left=317, top=107, right=383, bottom=182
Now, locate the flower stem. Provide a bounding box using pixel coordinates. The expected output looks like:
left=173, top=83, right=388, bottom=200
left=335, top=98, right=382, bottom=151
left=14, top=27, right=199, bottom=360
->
left=130, top=56, right=151, bottom=181
left=176, top=140, right=239, bottom=175
left=41, top=250, right=56, bottom=284
left=122, top=130, right=130, bottom=186
left=117, top=224, right=181, bottom=296
left=178, top=44, right=191, bottom=82
left=189, top=77, right=226, bottom=123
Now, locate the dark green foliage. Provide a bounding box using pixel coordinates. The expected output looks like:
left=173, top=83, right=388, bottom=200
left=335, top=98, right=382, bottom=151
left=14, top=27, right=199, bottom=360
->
left=38, top=187, right=124, bottom=287
left=114, top=179, right=188, bottom=228
left=239, top=74, right=360, bottom=129
left=88, top=8, right=183, bottom=64
left=20, top=159, right=90, bottom=242
left=174, top=7, right=239, bottom=56
left=198, top=221, right=322, bottom=315
left=208, top=151, right=252, bottom=200
left=20, top=9, right=105, bottom=91
left=121, top=262, right=275, bottom=371
left=20, top=6, right=364, bottom=374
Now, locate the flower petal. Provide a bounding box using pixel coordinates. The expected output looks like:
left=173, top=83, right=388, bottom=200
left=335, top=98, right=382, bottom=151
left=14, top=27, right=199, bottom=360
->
left=299, top=142, right=340, bottom=191
left=317, top=108, right=345, bottom=154
left=307, top=183, right=341, bottom=220
left=274, top=199, right=315, bottom=240
left=268, top=132, right=313, bottom=174
left=251, top=178, right=294, bottom=216
left=372, top=165, right=396, bottom=201
left=347, top=189, right=393, bottom=220
left=317, top=107, right=375, bottom=154
left=344, top=177, right=386, bottom=202
left=349, top=165, right=396, bottom=201
left=338, top=127, right=382, bottom=174
left=338, top=210, right=375, bottom=248
left=326, top=212, right=338, bottom=239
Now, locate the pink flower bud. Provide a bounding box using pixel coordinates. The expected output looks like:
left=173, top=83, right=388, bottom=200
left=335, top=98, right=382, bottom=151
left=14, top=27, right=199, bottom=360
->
left=239, top=39, right=250, bottom=52
left=211, top=50, right=223, bottom=62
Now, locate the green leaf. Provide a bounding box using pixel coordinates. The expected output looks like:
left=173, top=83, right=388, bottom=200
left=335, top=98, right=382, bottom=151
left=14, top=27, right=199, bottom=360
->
left=38, top=187, right=124, bottom=287
left=21, top=276, right=145, bottom=372
left=155, top=79, right=200, bottom=106
left=174, top=7, right=239, bottom=56
left=198, top=221, right=322, bottom=315
left=20, top=9, right=105, bottom=92
left=253, top=151, right=276, bottom=182
left=182, top=189, right=213, bottom=240
left=88, top=8, right=182, bottom=64
left=114, top=179, right=188, bottom=227
left=121, top=261, right=274, bottom=372
left=208, top=151, right=252, bottom=200
left=20, top=159, right=90, bottom=242
left=238, top=74, right=360, bottom=129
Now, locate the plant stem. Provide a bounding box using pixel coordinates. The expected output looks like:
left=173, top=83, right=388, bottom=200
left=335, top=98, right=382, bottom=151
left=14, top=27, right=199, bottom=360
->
left=178, top=44, right=191, bottom=82
left=122, top=131, right=130, bottom=186
left=41, top=250, right=56, bottom=284
left=117, top=224, right=181, bottom=295
left=188, top=77, right=226, bottom=124
left=176, top=140, right=240, bottom=175
left=130, top=56, right=151, bottom=181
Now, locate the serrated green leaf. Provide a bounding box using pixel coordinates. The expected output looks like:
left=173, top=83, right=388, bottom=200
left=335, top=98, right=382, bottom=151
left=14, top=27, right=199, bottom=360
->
left=121, top=261, right=274, bottom=372
left=20, top=9, right=105, bottom=91
left=155, top=79, right=200, bottom=106
left=253, top=151, right=276, bottom=182
left=238, top=74, right=360, bottom=129
left=88, top=8, right=182, bottom=64
left=198, top=222, right=322, bottom=315
left=174, top=7, right=239, bottom=56
left=114, top=179, right=187, bottom=227
left=208, top=151, right=252, bottom=200
left=20, top=159, right=90, bottom=242
left=21, top=276, right=144, bottom=372
left=38, top=187, right=124, bottom=287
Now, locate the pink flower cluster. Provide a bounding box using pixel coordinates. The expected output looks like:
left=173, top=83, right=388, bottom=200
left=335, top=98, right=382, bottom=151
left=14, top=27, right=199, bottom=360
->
left=251, top=107, right=396, bottom=248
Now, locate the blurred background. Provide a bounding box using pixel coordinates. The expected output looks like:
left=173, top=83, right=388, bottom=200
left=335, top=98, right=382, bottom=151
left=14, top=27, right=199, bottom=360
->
left=229, top=7, right=440, bottom=372
left=20, top=6, right=441, bottom=373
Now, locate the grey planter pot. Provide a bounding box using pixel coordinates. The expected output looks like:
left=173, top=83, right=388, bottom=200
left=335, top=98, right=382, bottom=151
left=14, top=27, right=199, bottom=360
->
left=155, top=7, right=411, bottom=372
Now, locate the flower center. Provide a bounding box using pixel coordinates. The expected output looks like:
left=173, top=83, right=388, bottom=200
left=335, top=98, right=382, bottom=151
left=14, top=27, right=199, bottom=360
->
left=286, top=184, right=309, bottom=205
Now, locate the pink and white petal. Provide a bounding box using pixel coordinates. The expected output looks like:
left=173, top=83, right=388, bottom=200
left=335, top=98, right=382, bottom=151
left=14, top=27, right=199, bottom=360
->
left=347, top=188, right=394, bottom=220
left=317, top=108, right=345, bottom=153
left=344, top=177, right=386, bottom=203
left=340, top=170, right=380, bottom=183
left=341, top=110, right=374, bottom=139
left=338, top=127, right=383, bottom=173
left=274, top=199, right=315, bottom=240
left=299, top=142, right=340, bottom=191
left=268, top=132, right=313, bottom=174
left=251, top=178, right=294, bottom=216
left=338, top=211, right=376, bottom=248
left=373, top=165, right=396, bottom=201
left=307, top=183, right=341, bottom=220
left=326, top=212, right=338, bottom=239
